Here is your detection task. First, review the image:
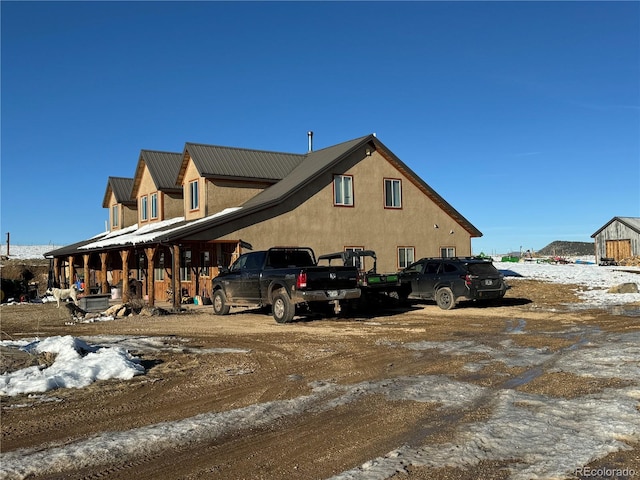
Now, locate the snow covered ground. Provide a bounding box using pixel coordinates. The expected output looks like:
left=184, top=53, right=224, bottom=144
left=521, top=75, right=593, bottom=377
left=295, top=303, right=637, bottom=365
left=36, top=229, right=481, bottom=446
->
left=1, top=248, right=639, bottom=479
left=495, top=259, right=640, bottom=307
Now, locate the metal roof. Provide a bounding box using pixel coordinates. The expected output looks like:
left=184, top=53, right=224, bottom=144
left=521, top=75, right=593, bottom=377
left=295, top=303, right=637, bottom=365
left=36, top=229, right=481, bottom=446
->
left=241, top=135, right=370, bottom=209
left=51, top=134, right=484, bottom=255
left=102, top=177, right=135, bottom=208
left=180, top=143, right=305, bottom=183
left=140, top=150, right=184, bottom=192
left=166, top=134, right=482, bottom=241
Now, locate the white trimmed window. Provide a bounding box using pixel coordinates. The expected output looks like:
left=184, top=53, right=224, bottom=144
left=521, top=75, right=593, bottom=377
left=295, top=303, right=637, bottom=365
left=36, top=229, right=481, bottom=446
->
left=150, top=193, right=158, bottom=219
left=189, top=180, right=199, bottom=211
left=200, top=251, right=211, bottom=276
left=384, top=178, right=402, bottom=208
left=180, top=249, right=192, bottom=281
left=334, top=175, right=353, bottom=206
left=141, top=196, right=148, bottom=221
left=441, top=247, right=456, bottom=258
left=154, top=252, right=165, bottom=281
left=398, top=247, right=415, bottom=269
left=112, top=205, right=119, bottom=227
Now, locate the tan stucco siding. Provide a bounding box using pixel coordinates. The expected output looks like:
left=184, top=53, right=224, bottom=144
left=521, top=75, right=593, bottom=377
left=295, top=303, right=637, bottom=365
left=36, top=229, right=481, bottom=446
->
left=206, top=180, right=268, bottom=216
left=163, top=192, right=184, bottom=220
left=217, top=150, right=472, bottom=272
left=123, top=205, right=137, bottom=227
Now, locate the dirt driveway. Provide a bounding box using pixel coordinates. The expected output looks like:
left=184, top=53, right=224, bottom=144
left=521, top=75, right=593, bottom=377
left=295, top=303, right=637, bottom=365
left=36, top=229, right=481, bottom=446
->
left=1, top=280, right=639, bottom=480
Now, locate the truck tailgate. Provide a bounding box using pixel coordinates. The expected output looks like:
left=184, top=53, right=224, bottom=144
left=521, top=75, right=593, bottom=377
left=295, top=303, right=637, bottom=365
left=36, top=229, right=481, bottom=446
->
left=303, top=266, right=358, bottom=291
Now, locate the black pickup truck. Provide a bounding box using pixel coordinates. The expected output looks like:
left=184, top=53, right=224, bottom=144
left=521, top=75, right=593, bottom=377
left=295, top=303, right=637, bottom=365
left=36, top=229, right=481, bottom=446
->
left=211, top=247, right=361, bottom=323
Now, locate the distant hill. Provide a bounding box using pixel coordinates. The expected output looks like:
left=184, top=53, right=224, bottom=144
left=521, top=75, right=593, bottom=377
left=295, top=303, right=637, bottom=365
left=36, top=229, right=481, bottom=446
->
left=537, top=241, right=594, bottom=257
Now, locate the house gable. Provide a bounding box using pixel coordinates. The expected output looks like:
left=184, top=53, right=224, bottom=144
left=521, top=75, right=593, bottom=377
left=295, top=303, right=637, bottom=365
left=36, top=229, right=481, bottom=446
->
left=131, top=150, right=183, bottom=224
left=238, top=135, right=481, bottom=238
left=102, top=177, right=136, bottom=231
left=178, top=135, right=481, bottom=272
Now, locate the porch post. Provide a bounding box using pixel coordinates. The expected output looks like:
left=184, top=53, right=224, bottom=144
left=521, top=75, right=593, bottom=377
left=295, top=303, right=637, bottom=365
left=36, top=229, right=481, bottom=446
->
left=121, top=250, right=130, bottom=302
left=172, top=244, right=180, bottom=310
left=100, top=253, right=109, bottom=294
left=67, top=255, right=75, bottom=289
left=83, top=254, right=90, bottom=294
left=53, top=257, right=61, bottom=288
left=145, top=246, right=157, bottom=306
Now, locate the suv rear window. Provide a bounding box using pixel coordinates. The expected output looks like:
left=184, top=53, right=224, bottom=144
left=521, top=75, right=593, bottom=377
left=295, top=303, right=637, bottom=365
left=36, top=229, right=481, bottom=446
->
left=467, top=262, right=499, bottom=275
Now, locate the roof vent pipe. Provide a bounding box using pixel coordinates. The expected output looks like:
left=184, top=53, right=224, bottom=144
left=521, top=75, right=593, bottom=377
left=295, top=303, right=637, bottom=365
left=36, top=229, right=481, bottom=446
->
left=307, top=131, right=313, bottom=152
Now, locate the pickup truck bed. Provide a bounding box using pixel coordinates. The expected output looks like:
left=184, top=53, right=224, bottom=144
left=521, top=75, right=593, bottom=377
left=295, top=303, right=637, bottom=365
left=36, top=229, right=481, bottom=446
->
left=317, top=250, right=402, bottom=302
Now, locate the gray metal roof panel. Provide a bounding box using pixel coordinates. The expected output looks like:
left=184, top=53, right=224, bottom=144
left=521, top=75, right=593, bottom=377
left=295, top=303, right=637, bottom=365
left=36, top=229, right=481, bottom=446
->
left=140, top=150, right=183, bottom=191
left=241, top=135, right=370, bottom=209
left=103, top=177, right=135, bottom=207
left=185, top=143, right=305, bottom=180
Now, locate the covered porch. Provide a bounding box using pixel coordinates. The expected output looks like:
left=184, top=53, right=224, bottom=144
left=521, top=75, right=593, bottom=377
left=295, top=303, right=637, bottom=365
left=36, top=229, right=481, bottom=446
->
left=47, top=240, right=242, bottom=310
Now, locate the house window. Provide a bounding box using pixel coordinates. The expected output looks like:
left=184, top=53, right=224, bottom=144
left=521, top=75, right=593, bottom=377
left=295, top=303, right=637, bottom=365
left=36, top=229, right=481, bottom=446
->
left=150, top=193, right=158, bottom=219
left=441, top=247, right=456, bottom=258
left=398, top=247, right=415, bottom=269
left=140, top=196, right=148, bottom=221
left=189, top=180, right=199, bottom=211
left=200, top=251, right=210, bottom=276
left=154, top=252, right=165, bottom=281
left=384, top=179, right=402, bottom=208
left=334, top=175, right=353, bottom=206
left=154, top=267, right=165, bottom=281
left=112, top=205, right=119, bottom=227
left=180, top=249, right=192, bottom=281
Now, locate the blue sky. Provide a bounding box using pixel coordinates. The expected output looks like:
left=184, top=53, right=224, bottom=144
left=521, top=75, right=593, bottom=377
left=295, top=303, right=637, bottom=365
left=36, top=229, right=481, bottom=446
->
left=2, top=1, right=638, bottom=255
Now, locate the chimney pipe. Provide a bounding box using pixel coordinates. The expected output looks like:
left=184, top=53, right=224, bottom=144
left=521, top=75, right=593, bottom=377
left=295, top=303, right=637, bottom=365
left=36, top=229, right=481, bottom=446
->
left=307, top=131, right=313, bottom=152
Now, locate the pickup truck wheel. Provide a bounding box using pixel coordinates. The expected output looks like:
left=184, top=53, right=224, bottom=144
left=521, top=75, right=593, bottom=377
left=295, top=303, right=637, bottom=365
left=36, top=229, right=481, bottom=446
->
left=212, top=290, right=230, bottom=315
left=435, top=287, right=455, bottom=310
left=272, top=290, right=294, bottom=323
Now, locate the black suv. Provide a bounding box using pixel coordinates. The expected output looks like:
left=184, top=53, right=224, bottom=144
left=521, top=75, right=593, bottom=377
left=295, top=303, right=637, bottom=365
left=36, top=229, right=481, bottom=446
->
left=398, top=257, right=508, bottom=310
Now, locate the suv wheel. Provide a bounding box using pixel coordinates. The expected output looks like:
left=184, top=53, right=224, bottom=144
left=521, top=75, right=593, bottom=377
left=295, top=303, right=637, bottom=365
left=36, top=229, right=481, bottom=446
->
left=435, top=287, right=455, bottom=310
